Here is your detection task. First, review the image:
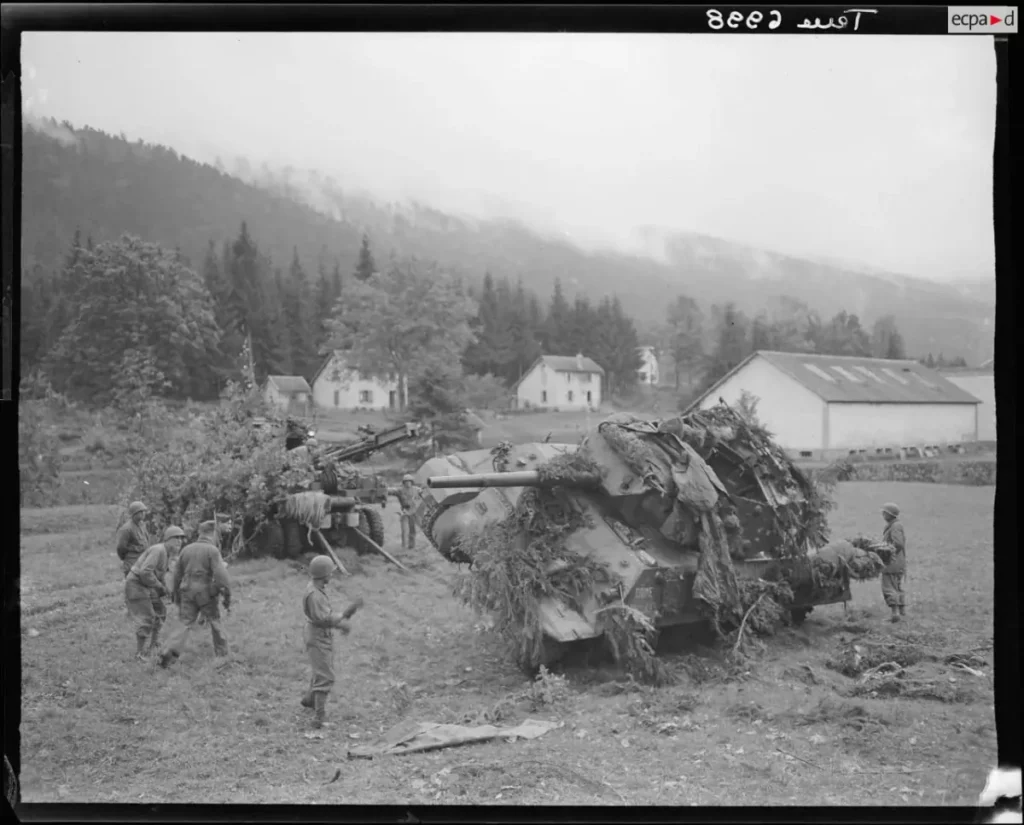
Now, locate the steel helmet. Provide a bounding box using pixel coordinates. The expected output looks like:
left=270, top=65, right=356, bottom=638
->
left=309, top=555, right=335, bottom=579
left=403, top=474, right=414, bottom=483
left=128, top=501, right=148, bottom=517
left=881, top=502, right=900, bottom=518
left=162, top=525, right=186, bottom=541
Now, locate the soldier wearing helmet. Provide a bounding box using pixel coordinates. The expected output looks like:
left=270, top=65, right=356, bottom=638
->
left=116, top=501, right=151, bottom=579
left=301, top=555, right=363, bottom=729
left=389, top=473, right=420, bottom=550
left=879, top=502, right=907, bottom=622
left=125, top=525, right=186, bottom=660
left=158, top=520, right=232, bottom=667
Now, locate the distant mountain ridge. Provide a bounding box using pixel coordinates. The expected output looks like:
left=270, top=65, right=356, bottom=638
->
left=21, top=119, right=994, bottom=365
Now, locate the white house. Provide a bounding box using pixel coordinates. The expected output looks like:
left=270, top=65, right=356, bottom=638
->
left=513, top=354, right=604, bottom=411
left=311, top=351, right=402, bottom=412
left=637, top=346, right=660, bottom=386
left=940, top=366, right=996, bottom=442
left=262, top=376, right=312, bottom=414
left=685, top=350, right=982, bottom=460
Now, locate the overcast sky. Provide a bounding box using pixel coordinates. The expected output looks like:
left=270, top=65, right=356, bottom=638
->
left=22, top=32, right=996, bottom=282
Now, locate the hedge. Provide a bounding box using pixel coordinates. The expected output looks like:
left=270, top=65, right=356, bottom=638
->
left=807, top=460, right=996, bottom=487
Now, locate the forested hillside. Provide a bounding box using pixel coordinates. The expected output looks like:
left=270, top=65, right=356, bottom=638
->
left=21, top=119, right=994, bottom=371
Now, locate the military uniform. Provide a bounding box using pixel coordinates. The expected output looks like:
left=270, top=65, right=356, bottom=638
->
left=393, top=477, right=420, bottom=549
left=125, top=542, right=171, bottom=657
left=879, top=503, right=907, bottom=621
left=159, top=532, right=232, bottom=664
left=300, top=555, right=361, bottom=728
left=116, top=519, right=151, bottom=578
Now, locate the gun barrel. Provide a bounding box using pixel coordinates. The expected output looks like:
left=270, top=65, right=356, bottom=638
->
left=427, top=470, right=601, bottom=489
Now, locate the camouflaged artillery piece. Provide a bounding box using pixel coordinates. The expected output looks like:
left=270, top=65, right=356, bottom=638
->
left=251, top=421, right=422, bottom=561
left=412, top=404, right=862, bottom=671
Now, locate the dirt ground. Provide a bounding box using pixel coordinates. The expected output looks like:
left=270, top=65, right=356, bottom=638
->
left=17, top=481, right=996, bottom=806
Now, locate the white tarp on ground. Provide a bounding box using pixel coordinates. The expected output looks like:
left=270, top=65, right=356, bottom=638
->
left=347, top=718, right=562, bottom=759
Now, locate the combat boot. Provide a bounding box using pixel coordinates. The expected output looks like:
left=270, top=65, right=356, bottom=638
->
left=148, top=629, right=161, bottom=656
left=312, top=692, right=329, bottom=729
left=157, top=650, right=179, bottom=669
left=301, top=691, right=314, bottom=709
left=135, top=635, right=148, bottom=660
left=890, top=607, right=901, bottom=623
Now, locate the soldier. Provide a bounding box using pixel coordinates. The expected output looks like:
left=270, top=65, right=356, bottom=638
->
left=390, top=473, right=420, bottom=550
left=301, top=555, right=363, bottom=729
left=116, top=501, right=152, bottom=578
left=879, top=502, right=907, bottom=622
left=125, top=526, right=185, bottom=660
left=158, top=520, right=232, bottom=667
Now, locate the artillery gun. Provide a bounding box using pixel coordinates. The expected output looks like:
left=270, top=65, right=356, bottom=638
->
left=252, top=421, right=422, bottom=560
left=411, top=405, right=858, bottom=671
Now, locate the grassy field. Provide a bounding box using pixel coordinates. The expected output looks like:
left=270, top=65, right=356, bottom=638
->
left=18, top=481, right=995, bottom=806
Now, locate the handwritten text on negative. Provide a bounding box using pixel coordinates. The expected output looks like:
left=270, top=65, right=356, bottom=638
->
left=705, top=9, right=878, bottom=32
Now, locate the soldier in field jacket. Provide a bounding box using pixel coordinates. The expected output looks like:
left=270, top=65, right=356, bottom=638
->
left=301, top=555, right=363, bottom=729
left=124, top=525, right=185, bottom=660
left=158, top=521, right=232, bottom=667
left=879, top=502, right=907, bottom=623
left=116, top=501, right=152, bottom=579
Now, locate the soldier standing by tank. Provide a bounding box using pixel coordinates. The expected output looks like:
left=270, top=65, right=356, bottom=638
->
left=301, top=555, right=363, bottom=729
left=158, top=520, right=232, bottom=667
left=125, top=526, right=185, bottom=660
left=116, top=501, right=152, bottom=579
left=879, top=502, right=907, bottom=622
left=390, top=474, right=420, bottom=550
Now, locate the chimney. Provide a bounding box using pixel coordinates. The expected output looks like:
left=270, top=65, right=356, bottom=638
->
left=576, top=353, right=584, bottom=370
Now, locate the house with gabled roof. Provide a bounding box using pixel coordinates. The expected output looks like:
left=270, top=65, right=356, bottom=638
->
left=939, top=364, right=996, bottom=442
left=684, top=350, right=982, bottom=459
left=310, top=350, right=402, bottom=412
left=262, top=375, right=312, bottom=414
left=513, top=353, right=604, bottom=411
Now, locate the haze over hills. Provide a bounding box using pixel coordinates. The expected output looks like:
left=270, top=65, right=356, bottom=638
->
left=21, top=118, right=994, bottom=365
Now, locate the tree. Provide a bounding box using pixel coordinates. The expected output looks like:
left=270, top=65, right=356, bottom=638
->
left=703, top=302, right=750, bottom=387
left=323, top=257, right=477, bottom=411
left=353, top=234, right=376, bottom=282
left=815, top=311, right=871, bottom=356
left=543, top=278, right=573, bottom=354
left=44, top=234, right=221, bottom=405
left=870, top=315, right=907, bottom=360
left=664, top=295, right=705, bottom=388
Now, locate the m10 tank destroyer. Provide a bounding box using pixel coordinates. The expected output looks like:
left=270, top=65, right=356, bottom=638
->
left=252, top=421, right=422, bottom=560
left=411, top=405, right=859, bottom=670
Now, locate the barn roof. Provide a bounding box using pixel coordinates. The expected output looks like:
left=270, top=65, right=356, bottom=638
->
left=266, top=375, right=311, bottom=394
left=691, top=351, right=981, bottom=408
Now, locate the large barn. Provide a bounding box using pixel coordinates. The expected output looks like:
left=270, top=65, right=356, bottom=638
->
left=939, top=366, right=996, bottom=442
left=686, top=351, right=982, bottom=460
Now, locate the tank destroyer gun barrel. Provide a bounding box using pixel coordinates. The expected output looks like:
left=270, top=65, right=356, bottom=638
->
left=427, top=470, right=602, bottom=489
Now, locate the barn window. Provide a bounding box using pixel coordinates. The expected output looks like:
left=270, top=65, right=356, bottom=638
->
left=831, top=366, right=864, bottom=383
left=803, top=363, right=837, bottom=382
left=854, top=365, right=884, bottom=382
left=359, top=390, right=373, bottom=404
left=880, top=368, right=909, bottom=385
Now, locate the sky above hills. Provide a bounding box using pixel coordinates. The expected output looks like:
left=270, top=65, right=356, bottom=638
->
left=22, top=32, right=997, bottom=283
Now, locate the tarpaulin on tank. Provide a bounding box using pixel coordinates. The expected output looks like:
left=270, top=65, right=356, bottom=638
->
left=585, top=413, right=741, bottom=627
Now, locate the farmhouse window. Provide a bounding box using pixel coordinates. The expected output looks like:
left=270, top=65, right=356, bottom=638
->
left=359, top=390, right=373, bottom=404
left=333, top=390, right=340, bottom=407
left=541, top=391, right=547, bottom=403
left=581, top=373, right=592, bottom=383
left=586, top=391, right=592, bottom=403
left=567, top=391, right=574, bottom=402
